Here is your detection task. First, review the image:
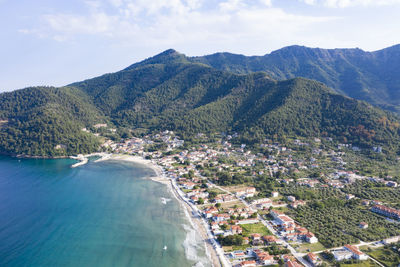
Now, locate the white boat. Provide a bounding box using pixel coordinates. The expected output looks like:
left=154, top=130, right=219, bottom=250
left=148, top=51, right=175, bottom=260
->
left=163, top=245, right=167, bottom=250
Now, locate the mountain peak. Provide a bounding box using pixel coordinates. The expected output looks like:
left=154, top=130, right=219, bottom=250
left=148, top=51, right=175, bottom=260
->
left=125, top=49, right=188, bottom=70
left=160, top=48, right=179, bottom=55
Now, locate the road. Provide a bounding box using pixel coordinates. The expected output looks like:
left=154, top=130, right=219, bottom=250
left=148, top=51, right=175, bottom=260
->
left=208, top=180, right=312, bottom=267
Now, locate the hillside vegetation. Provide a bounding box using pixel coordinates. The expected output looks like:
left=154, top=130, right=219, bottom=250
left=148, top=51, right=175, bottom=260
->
left=1, top=49, right=400, bottom=156
left=191, top=45, right=400, bottom=113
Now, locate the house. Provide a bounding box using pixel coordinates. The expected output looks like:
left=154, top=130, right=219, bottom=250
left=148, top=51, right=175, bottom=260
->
left=237, top=260, right=256, bottom=267
left=203, top=207, right=219, bottom=218
left=270, top=210, right=284, bottom=220
left=307, top=252, right=321, bottom=266
left=255, top=251, right=274, bottom=265
left=230, top=250, right=247, bottom=260
left=212, top=213, right=230, bottom=222
left=287, top=196, right=296, bottom=202
left=285, top=260, right=303, bottom=267
left=305, top=232, right=318, bottom=243
left=231, top=225, right=243, bottom=234
left=252, top=198, right=273, bottom=209
left=211, top=222, right=220, bottom=231
left=262, top=235, right=279, bottom=244
left=344, top=244, right=369, bottom=260
left=371, top=204, right=400, bottom=220
left=181, top=182, right=196, bottom=190
left=285, top=233, right=301, bottom=242
left=276, top=215, right=295, bottom=227
left=359, top=222, right=368, bottom=229
left=236, top=187, right=257, bottom=198
left=332, top=249, right=353, bottom=261
left=271, top=191, right=279, bottom=198
left=290, top=200, right=306, bottom=208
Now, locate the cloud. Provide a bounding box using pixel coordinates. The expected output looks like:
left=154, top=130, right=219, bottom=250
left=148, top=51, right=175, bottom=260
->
left=301, top=0, right=400, bottom=8
left=18, top=0, right=335, bottom=54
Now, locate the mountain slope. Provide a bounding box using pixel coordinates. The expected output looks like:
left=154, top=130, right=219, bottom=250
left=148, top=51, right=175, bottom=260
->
left=72, top=51, right=400, bottom=150
left=190, top=45, right=400, bottom=113
left=0, top=87, right=104, bottom=156
left=1, top=49, right=400, bottom=157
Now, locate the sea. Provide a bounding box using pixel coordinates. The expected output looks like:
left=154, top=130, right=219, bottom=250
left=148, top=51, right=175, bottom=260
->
left=0, top=156, right=211, bottom=267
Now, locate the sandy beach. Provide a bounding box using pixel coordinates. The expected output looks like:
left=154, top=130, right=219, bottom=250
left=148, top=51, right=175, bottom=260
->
left=98, top=154, right=226, bottom=267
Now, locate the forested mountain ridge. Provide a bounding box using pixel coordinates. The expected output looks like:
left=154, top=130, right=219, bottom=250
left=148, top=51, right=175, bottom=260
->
left=190, top=44, right=400, bottom=113
left=1, top=48, right=400, bottom=157
left=0, top=87, right=104, bottom=156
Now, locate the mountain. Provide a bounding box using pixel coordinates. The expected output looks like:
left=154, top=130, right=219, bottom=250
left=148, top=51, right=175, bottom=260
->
left=190, top=45, right=400, bottom=113
left=1, top=49, right=400, bottom=157
left=0, top=87, right=104, bottom=157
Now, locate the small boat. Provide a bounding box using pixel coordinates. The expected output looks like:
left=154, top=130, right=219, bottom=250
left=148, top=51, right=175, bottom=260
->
left=163, top=245, right=167, bottom=250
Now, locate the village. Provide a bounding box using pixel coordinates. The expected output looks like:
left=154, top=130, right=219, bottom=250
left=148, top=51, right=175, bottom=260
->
left=96, top=127, right=400, bottom=267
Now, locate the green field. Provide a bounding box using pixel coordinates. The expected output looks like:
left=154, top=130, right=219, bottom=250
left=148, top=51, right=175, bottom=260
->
left=339, top=260, right=379, bottom=267
left=294, top=242, right=326, bottom=253
left=222, top=244, right=251, bottom=252
left=241, top=223, right=272, bottom=236
left=364, top=246, right=400, bottom=267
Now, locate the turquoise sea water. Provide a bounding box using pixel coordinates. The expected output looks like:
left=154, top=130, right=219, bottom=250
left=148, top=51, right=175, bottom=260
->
left=0, top=156, right=210, bottom=267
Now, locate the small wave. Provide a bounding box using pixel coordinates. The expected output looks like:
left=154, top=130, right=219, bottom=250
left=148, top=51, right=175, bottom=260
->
left=193, top=261, right=205, bottom=267
left=161, top=197, right=171, bottom=205
left=182, top=224, right=211, bottom=267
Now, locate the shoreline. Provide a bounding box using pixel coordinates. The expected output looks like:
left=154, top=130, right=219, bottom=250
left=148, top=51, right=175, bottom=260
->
left=96, top=153, right=226, bottom=267
left=70, top=152, right=111, bottom=168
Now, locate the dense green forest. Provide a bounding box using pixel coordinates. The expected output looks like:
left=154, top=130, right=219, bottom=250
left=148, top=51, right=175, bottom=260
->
left=0, top=87, right=103, bottom=156
left=191, top=44, right=400, bottom=113
left=1, top=49, right=400, bottom=157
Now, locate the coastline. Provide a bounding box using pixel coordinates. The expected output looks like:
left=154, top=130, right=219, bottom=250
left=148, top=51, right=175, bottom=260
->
left=95, top=153, right=226, bottom=267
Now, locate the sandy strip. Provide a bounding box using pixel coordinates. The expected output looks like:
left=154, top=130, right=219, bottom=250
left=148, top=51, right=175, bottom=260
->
left=101, top=154, right=226, bottom=267
left=169, top=179, right=225, bottom=267
left=70, top=153, right=111, bottom=168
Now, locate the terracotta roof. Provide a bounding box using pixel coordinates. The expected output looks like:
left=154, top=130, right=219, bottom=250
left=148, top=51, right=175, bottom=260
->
left=279, top=215, right=294, bottom=222
left=307, top=252, right=317, bottom=261
left=344, top=244, right=363, bottom=256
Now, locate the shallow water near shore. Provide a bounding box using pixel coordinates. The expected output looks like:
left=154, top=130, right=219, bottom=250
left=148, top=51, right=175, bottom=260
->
left=0, top=156, right=210, bottom=267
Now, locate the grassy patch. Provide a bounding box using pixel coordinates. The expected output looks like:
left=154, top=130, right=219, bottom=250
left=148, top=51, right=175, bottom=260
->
left=182, top=189, right=192, bottom=193
left=364, top=246, right=400, bottom=267
left=220, top=201, right=245, bottom=209
left=207, top=187, right=225, bottom=195
left=295, top=242, right=326, bottom=253
left=339, top=259, right=379, bottom=267
left=241, top=223, right=272, bottom=236
left=222, top=245, right=251, bottom=252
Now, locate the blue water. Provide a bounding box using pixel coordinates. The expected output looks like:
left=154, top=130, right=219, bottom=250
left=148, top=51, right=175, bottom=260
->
left=0, top=156, right=209, bottom=267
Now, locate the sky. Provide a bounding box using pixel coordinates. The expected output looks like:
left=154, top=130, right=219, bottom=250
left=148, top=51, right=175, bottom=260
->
left=0, top=0, right=400, bottom=92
